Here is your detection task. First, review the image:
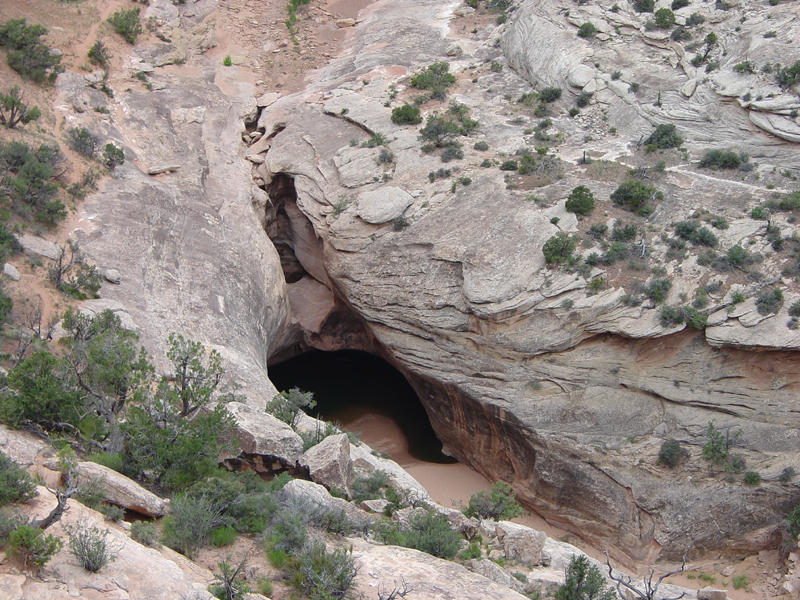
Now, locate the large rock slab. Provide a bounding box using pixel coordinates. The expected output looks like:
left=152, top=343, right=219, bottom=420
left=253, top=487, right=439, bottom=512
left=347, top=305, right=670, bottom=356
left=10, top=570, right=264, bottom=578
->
left=356, top=187, right=414, bottom=224
left=75, top=461, right=168, bottom=517
left=227, top=402, right=303, bottom=465
left=16, top=235, right=62, bottom=261
left=496, top=521, right=547, bottom=565
left=299, top=433, right=353, bottom=496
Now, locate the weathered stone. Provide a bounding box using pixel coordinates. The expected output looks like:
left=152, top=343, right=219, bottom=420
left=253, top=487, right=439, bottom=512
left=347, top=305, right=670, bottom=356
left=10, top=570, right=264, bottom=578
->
left=16, top=235, right=62, bottom=261
left=75, top=461, right=168, bottom=517
left=356, top=186, right=414, bottom=224
left=361, top=498, right=389, bottom=513
left=279, top=479, right=371, bottom=525
left=465, top=559, right=527, bottom=593
left=697, top=590, right=727, bottom=600
left=256, top=92, right=280, bottom=108
left=336, top=18, right=356, bottom=27
left=147, top=164, right=181, bottom=175
left=0, top=425, right=52, bottom=468
left=103, top=268, right=122, bottom=284
left=300, top=433, right=353, bottom=496
left=496, top=521, right=547, bottom=565
left=3, top=263, right=20, bottom=281
left=227, top=402, right=303, bottom=465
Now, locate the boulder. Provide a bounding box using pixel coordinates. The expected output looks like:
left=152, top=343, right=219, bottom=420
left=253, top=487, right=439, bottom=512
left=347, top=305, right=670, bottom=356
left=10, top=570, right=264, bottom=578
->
left=3, top=263, right=20, bottom=281
left=697, top=591, right=727, bottom=600
left=300, top=433, right=353, bottom=496
left=75, top=461, right=168, bottom=517
left=356, top=187, right=414, bottom=224
left=103, top=268, right=122, bottom=284
left=227, top=402, right=304, bottom=465
left=465, top=559, right=527, bottom=593
left=495, top=521, right=547, bottom=565
left=279, top=479, right=370, bottom=525
left=16, top=235, right=62, bottom=261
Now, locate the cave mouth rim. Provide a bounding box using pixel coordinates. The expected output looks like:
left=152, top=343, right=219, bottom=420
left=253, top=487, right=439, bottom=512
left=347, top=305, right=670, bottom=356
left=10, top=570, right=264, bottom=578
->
left=268, top=348, right=458, bottom=465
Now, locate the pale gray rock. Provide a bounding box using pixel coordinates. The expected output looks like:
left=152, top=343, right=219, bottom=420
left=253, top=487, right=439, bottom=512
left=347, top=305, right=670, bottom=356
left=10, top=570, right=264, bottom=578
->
left=79, top=299, right=139, bottom=332
left=356, top=186, right=414, bottom=224
left=75, top=461, right=168, bottom=517
left=299, top=433, right=354, bottom=496
left=496, top=521, right=547, bottom=565
left=256, top=92, right=280, bottom=108
left=3, top=263, right=20, bottom=281
left=147, top=164, right=181, bottom=175
left=279, top=479, right=369, bottom=525
left=333, top=146, right=384, bottom=188
left=567, top=64, right=595, bottom=88
left=0, top=425, right=52, bottom=468
left=465, top=559, right=527, bottom=594
left=103, top=268, right=122, bottom=284
left=227, top=403, right=303, bottom=465
left=16, top=234, right=62, bottom=261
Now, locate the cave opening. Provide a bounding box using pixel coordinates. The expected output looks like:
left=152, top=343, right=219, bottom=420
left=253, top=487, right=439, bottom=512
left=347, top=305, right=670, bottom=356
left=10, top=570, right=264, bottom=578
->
left=269, top=349, right=457, bottom=465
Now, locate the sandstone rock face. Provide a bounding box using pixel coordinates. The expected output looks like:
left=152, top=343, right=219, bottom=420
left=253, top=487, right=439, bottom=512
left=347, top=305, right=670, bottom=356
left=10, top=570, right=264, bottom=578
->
left=254, top=0, right=800, bottom=563
left=227, top=402, right=303, bottom=467
left=74, top=461, right=168, bottom=517
left=299, top=433, right=353, bottom=496
left=356, top=186, right=414, bottom=224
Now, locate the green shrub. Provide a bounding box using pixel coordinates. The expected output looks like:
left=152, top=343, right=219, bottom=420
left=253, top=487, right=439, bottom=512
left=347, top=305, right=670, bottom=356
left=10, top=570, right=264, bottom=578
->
left=352, top=470, right=390, bottom=503
left=779, top=192, right=800, bottom=212
left=162, top=493, right=229, bottom=558
left=789, top=504, right=800, bottom=539
left=222, top=55, right=232, bottom=67
left=130, top=521, right=160, bottom=547
left=732, top=574, right=748, bottom=590
left=209, top=525, right=238, bottom=547
left=633, top=0, right=655, bottom=11
left=612, top=222, right=637, bottom=242
left=702, top=421, right=739, bottom=465
left=271, top=510, right=308, bottom=553
left=459, top=541, right=482, bottom=560
left=85, top=452, right=131, bottom=477
left=539, top=87, right=562, bottom=103
left=644, top=124, right=683, bottom=149
left=404, top=509, right=461, bottom=559
left=410, top=62, right=456, bottom=98
left=108, top=9, right=142, bottom=44
left=577, top=23, right=596, bottom=38
left=265, top=387, right=315, bottom=428
left=565, top=186, right=595, bottom=215
left=780, top=467, right=796, bottom=483
left=555, top=555, right=616, bottom=600
left=441, top=145, right=464, bottom=162
left=0, top=140, right=67, bottom=225
left=654, top=8, right=676, bottom=28
left=490, top=61, right=503, bottom=72
left=658, top=439, right=687, bottom=467
left=610, top=179, right=662, bottom=215
left=788, top=301, right=800, bottom=318
left=744, top=471, right=761, bottom=486
left=0, top=19, right=64, bottom=83
left=686, top=12, right=705, bottom=25
left=776, top=61, right=800, bottom=88
left=391, top=104, right=422, bottom=125
left=292, top=541, right=358, bottom=600
left=543, top=232, right=576, bottom=265
left=699, top=149, right=742, bottom=170
left=66, top=521, right=117, bottom=573
left=474, top=140, right=489, bottom=151
left=66, top=127, right=99, bottom=158
left=419, top=115, right=464, bottom=148
left=9, top=525, right=62, bottom=568
left=464, top=481, right=524, bottom=521
left=87, top=41, right=111, bottom=68
left=755, top=288, right=783, bottom=315
left=0, top=86, right=41, bottom=128
left=0, top=451, right=37, bottom=507
left=671, top=0, right=689, bottom=8
left=103, top=143, right=125, bottom=170
left=645, top=279, right=671, bottom=303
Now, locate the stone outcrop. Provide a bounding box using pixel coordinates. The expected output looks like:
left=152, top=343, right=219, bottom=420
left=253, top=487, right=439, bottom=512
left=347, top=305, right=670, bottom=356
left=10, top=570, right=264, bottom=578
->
left=73, top=461, right=168, bottom=517
left=495, top=521, right=548, bottom=565
left=299, top=433, right=354, bottom=496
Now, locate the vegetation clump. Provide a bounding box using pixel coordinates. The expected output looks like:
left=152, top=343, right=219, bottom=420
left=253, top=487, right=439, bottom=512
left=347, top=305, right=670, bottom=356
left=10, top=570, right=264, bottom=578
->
left=410, top=62, right=456, bottom=100
left=644, top=124, right=683, bottom=149
left=0, top=86, right=41, bottom=128
left=577, top=23, right=597, bottom=38
left=658, top=439, right=687, bottom=467
left=555, top=555, right=616, bottom=600
left=109, top=9, right=143, bottom=44
left=463, top=481, right=524, bottom=521
left=543, top=232, right=577, bottom=265
left=565, top=185, right=595, bottom=216
left=699, top=149, right=743, bottom=170
left=391, top=103, right=422, bottom=125
left=0, top=19, right=64, bottom=83
left=0, top=451, right=38, bottom=506
left=610, top=179, right=662, bottom=215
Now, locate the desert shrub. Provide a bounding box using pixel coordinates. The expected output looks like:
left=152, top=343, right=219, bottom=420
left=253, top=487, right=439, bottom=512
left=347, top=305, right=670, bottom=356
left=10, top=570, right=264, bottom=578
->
left=291, top=541, right=358, bottom=600
left=788, top=301, right=800, bottom=318
left=633, top=0, right=655, bottom=11
left=271, top=510, right=308, bottom=553
left=404, top=509, right=461, bottom=559
left=66, top=521, right=117, bottom=573
left=162, top=493, right=229, bottom=558
left=0, top=140, right=67, bottom=225
left=108, top=9, right=142, bottom=44
left=410, top=62, right=456, bottom=97
left=577, top=23, right=596, bottom=38
left=781, top=467, right=796, bottom=483
left=0, top=19, right=64, bottom=83
left=265, top=387, right=315, bottom=428
left=686, top=12, right=704, bottom=25
left=352, top=470, right=390, bottom=504
left=543, top=232, right=576, bottom=265
left=755, top=288, right=783, bottom=315
left=0, top=86, right=41, bottom=128
left=228, top=492, right=279, bottom=534
left=610, top=179, right=662, bottom=215
left=500, top=159, right=518, bottom=171
left=9, top=525, right=62, bottom=568
left=660, top=305, right=707, bottom=329
left=66, top=127, right=99, bottom=158
left=644, top=124, right=683, bottom=149
left=734, top=61, right=755, bottom=74
left=779, top=192, right=800, bottom=212
left=419, top=115, right=464, bottom=148
left=391, top=104, right=422, bottom=125
left=441, top=145, right=464, bottom=162
left=744, top=471, right=761, bottom=486
left=87, top=41, right=111, bottom=68
left=671, top=0, right=689, bottom=8
left=565, top=186, right=595, bottom=215
left=0, top=350, right=82, bottom=431
left=130, top=521, right=160, bottom=547
left=555, top=555, right=616, bottom=600
left=539, top=87, right=562, bottom=103
left=0, top=451, right=37, bottom=507
left=612, top=222, right=637, bottom=242
left=474, top=140, right=489, bottom=151
left=460, top=541, right=482, bottom=560
left=645, top=279, right=671, bottom=303
left=699, top=149, right=741, bottom=170
left=103, top=143, right=125, bottom=170
left=209, top=525, right=238, bottom=547
left=654, top=8, right=676, bottom=28
left=702, top=421, right=739, bottom=465
left=776, top=61, right=800, bottom=88
left=658, top=439, right=687, bottom=467
left=464, top=481, right=524, bottom=521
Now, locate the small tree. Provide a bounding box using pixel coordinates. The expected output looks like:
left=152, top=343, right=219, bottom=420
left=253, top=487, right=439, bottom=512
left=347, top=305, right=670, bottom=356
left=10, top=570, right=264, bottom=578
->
left=108, top=9, right=143, bottom=44
left=543, top=232, right=576, bottom=265
left=644, top=124, right=682, bottom=149
left=610, top=179, right=662, bottom=215
left=87, top=41, right=111, bottom=68
left=0, top=19, right=64, bottom=83
left=210, top=556, right=251, bottom=600
left=556, top=555, right=616, bottom=600
left=266, top=387, right=316, bottom=428
left=464, top=481, right=524, bottom=521
left=0, top=451, right=38, bottom=506
left=0, top=86, right=41, bottom=128
left=566, top=186, right=595, bottom=215
left=9, top=525, right=63, bottom=568
left=103, top=143, right=124, bottom=170
left=391, top=104, right=422, bottom=125
left=66, top=127, right=99, bottom=158
left=605, top=551, right=686, bottom=600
